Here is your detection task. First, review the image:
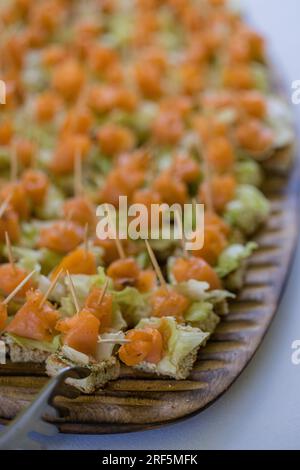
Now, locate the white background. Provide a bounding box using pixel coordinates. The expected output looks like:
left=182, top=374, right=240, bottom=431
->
left=6, top=0, right=300, bottom=450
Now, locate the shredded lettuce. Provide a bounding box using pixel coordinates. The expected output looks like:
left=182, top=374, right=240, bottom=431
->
left=35, top=186, right=64, bottom=220
left=174, top=279, right=234, bottom=305
left=12, top=246, right=63, bottom=275
left=184, top=302, right=220, bottom=333
left=38, top=274, right=67, bottom=303
left=59, top=267, right=109, bottom=315
left=111, top=303, right=127, bottom=331
left=6, top=333, right=60, bottom=353
left=175, top=279, right=234, bottom=317
left=41, top=249, right=64, bottom=274
left=252, top=63, right=270, bottom=93
left=137, top=317, right=209, bottom=377
left=114, top=287, right=151, bottom=327
left=175, top=279, right=210, bottom=301
left=223, top=265, right=247, bottom=292
left=19, top=221, right=41, bottom=248
left=216, top=242, right=258, bottom=278
left=0, top=147, right=10, bottom=169
left=11, top=246, right=41, bottom=273
left=224, top=185, right=270, bottom=235
left=185, top=301, right=213, bottom=322
left=235, top=160, right=263, bottom=187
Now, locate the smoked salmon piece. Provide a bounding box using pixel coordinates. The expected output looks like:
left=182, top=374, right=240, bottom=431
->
left=136, top=270, right=157, bottom=293
left=21, top=169, right=49, bottom=204
left=199, top=174, right=237, bottom=213
left=107, top=258, right=140, bottom=291
left=235, top=119, right=274, bottom=155
left=119, top=328, right=163, bottom=366
left=38, top=221, right=84, bottom=254
left=63, top=197, right=96, bottom=229
left=150, top=287, right=190, bottom=323
left=0, top=182, right=30, bottom=220
left=0, top=264, right=36, bottom=298
left=6, top=290, right=60, bottom=342
left=193, top=225, right=228, bottom=266
left=153, top=170, right=188, bottom=206
left=56, top=310, right=100, bottom=357
left=206, top=137, right=235, bottom=174
left=84, top=287, right=113, bottom=333
left=52, top=59, right=85, bottom=101
left=172, top=256, right=222, bottom=290
left=0, top=208, right=20, bottom=243
left=50, top=247, right=97, bottom=279
left=50, top=135, right=91, bottom=175
left=0, top=303, right=8, bottom=331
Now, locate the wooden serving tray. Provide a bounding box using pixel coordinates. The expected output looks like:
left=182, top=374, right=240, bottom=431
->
left=0, top=146, right=299, bottom=434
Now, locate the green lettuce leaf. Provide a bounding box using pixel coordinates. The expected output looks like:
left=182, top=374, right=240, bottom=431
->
left=137, top=317, right=209, bottom=377
left=59, top=267, right=109, bottom=315
left=235, top=160, right=263, bottom=187
left=6, top=333, right=60, bottom=353
left=12, top=246, right=63, bottom=275
left=224, top=185, right=270, bottom=235
left=216, top=242, right=258, bottom=278
left=35, top=186, right=64, bottom=220
left=114, top=287, right=151, bottom=327
left=184, top=302, right=220, bottom=333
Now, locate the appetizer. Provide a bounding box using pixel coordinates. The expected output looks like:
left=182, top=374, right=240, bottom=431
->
left=0, top=0, right=294, bottom=393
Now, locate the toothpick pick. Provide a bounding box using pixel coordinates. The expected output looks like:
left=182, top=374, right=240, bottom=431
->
left=0, top=194, right=11, bottom=218
left=198, top=140, right=214, bottom=213
left=174, top=210, right=189, bottom=259
left=66, top=270, right=80, bottom=314
left=2, top=269, right=36, bottom=305
left=98, top=338, right=130, bottom=344
left=83, top=222, right=89, bottom=255
left=5, top=231, right=15, bottom=270
left=39, top=268, right=63, bottom=308
left=115, top=236, right=126, bottom=260
left=10, top=144, right=18, bottom=182
left=97, top=278, right=109, bottom=305
left=145, top=239, right=168, bottom=290
left=66, top=207, right=75, bottom=223
left=105, top=204, right=126, bottom=259
left=74, top=151, right=83, bottom=197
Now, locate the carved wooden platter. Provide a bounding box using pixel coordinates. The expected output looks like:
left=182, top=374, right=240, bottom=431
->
left=0, top=142, right=298, bottom=434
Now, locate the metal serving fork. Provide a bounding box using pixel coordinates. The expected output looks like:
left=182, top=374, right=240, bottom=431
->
left=0, top=367, right=89, bottom=450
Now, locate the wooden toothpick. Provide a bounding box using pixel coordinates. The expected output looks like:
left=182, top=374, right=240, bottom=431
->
left=66, top=270, right=80, bottom=314
left=198, top=140, right=214, bottom=213
left=98, top=338, right=130, bottom=344
left=114, top=236, right=125, bottom=260
left=83, top=222, right=89, bottom=256
left=0, top=194, right=12, bottom=218
left=2, top=269, right=36, bottom=305
left=74, top=151, right=83, bottom=197
left=105, top=203, right=126, bottom=259
left=174, top=210, right=189, bottom=259
left=145, top=239, right=168, bottom=290
left=39, top=268, right=63, bottom=308
left=97, top=278, right=109, bottom=305
left=5, top=231, right=15, bottom=270
left=10, top=144, right=18, bottom=182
